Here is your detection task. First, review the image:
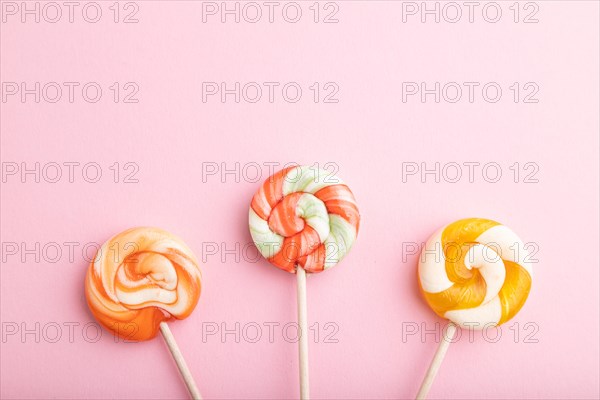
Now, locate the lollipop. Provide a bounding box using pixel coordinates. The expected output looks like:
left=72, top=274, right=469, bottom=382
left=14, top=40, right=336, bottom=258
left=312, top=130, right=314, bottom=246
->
left=249, top=165, right=360, bottom=399
left=85, top=227, right=202, bottom=399
left=415, top=218, right=533, bottom=399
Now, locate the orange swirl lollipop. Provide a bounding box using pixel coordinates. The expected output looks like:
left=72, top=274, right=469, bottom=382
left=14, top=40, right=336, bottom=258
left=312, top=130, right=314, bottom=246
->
left=85, top=227, right=202, bottom=399
left=249, top=165, right=361, bottom=399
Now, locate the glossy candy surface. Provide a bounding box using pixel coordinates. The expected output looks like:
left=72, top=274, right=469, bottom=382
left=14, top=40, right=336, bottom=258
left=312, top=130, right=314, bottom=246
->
left=249, top=166, right=360, bottom=273
left=418, top=218, right=533, bottom=328
left=85, top=227, right=202, bottom=341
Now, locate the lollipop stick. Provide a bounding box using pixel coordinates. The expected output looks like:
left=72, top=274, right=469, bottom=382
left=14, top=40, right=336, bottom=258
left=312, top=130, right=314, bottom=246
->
left=415, top=323, right=457, bottom=400
left=159, top=322, right=202, bottom=400
left=296, top=267, right=310, bottom=400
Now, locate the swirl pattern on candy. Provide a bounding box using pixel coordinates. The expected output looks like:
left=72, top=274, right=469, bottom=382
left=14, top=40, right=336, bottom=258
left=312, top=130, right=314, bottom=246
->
left=85, top=227, right=202, bottom=341
left=418, top=218, right=533, bottom=328
left=249, top=165, right=360, bottom=273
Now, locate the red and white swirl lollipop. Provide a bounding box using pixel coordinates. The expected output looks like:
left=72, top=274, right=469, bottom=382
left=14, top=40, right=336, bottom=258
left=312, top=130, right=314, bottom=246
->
left=249, top=165, right=360, bottom=399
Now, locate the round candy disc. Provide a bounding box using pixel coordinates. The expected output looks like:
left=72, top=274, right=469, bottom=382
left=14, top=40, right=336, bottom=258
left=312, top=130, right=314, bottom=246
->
left=418, top=218, right=533, bottom=328
left=249, top=165, right=360, bottom=273
left=85, top=227, right=202, bottom=341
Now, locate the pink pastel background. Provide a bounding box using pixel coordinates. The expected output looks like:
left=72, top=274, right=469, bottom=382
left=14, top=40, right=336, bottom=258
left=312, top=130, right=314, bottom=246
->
left=1, top=1, right=599, bottom=399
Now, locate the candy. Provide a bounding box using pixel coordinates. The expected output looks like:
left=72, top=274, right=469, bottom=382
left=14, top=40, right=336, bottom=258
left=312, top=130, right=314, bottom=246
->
left=249, top=165, right=360, bottom=274
left=249, top=165, right=360, bottom=399
left=418, top=218, right=533, bottom=328
left=85, top=227, right=202, bottom=341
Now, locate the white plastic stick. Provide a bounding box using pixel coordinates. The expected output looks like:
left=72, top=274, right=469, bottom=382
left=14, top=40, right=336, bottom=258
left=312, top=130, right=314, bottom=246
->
left=296, top=267, right=310, bottom=400
left=159, top=322, right=202, bottom=400
left=415, top=323, right=457, bottom=400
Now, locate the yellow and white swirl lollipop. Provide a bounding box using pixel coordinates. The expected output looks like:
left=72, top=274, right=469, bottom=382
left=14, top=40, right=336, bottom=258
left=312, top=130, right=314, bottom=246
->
left=416, top=218, right=533, bottom=399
